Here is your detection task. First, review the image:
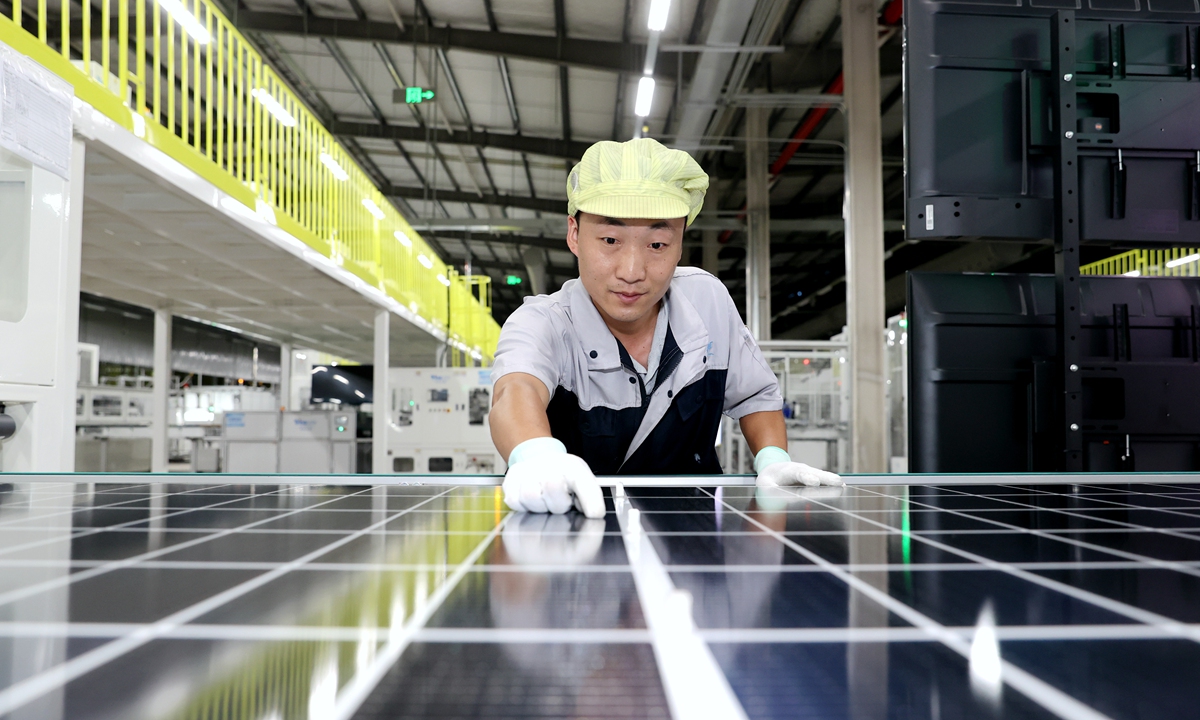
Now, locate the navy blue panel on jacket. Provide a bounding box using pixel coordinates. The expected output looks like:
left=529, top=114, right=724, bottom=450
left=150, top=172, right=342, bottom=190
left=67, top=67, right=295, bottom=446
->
left=546, top=326, right=727, bottom=475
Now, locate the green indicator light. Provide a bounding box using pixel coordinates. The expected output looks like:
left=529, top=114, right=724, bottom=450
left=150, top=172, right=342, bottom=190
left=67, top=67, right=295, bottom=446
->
left=409, top=400, right=415, bottom=407
left=405, top=87, right=435, bottom=103
left=899, top=318, right=908, bottom=329
left=337, top=425, right=345, bottom=432
left=505, top=275, right=522, bottom=285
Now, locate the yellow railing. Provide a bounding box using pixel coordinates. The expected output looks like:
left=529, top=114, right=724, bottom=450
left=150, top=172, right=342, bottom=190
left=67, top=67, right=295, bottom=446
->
left=1082, top=248, right=1200, bottom=278
left=0, top=0, right=500, bottom=361
left=447, top=272, right=499, bottom=367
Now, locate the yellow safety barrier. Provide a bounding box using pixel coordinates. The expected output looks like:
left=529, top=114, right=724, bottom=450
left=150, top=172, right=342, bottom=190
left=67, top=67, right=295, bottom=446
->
left=0, top=0, right=500, bottom=361
left=1081, top=248, right=1200, bottom=278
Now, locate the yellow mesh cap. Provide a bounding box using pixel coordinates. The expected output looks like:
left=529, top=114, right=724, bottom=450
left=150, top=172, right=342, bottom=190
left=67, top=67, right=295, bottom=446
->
left=566, top=138, right=709, bottom=226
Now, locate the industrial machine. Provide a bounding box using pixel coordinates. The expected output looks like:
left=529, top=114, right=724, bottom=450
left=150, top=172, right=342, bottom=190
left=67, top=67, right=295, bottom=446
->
left=222, top=410, right=357, bottom=474
left=905, top=0, right=1200, bottom=470
left=724, top=343, right=837, bottom=473
left=384, top=368, right=501, bottom=474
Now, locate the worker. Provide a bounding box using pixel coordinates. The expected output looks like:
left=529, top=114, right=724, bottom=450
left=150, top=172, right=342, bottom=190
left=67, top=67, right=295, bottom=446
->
left=488, top=138, right=842, bottom=519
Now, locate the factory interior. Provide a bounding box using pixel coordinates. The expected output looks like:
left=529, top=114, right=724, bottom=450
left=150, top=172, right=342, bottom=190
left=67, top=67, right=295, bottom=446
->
left=2, top=0, right=1200, bottom=716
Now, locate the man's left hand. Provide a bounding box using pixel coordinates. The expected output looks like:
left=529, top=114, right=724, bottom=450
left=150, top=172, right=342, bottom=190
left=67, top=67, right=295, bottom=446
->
left=754, top=446, right=843, bottom=488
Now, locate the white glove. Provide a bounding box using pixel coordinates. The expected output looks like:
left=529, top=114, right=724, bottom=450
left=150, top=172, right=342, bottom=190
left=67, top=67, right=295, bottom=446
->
left=502, top=438, right=606, bottom=519
left=754, top=446, right=843, bottom=488
left=501, top=513, right=606, bottom=566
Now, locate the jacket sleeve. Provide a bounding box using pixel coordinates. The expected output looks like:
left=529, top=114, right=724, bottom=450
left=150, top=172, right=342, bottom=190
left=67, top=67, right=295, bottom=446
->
left=490, top=304, right=564, bottom=397
left=721, top=297, right=783, bottom=419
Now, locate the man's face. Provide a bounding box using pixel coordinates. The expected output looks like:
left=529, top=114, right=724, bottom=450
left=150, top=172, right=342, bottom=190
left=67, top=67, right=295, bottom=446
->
left=566, top=211, right=686, bottom=329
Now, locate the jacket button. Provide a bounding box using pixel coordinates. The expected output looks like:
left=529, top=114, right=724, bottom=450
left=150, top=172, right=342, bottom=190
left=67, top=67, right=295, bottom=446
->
left=629, top=377, right=636, bottom=384
left=667, top=390, right=673, bottom=398
left=703, top=356, right=707, bottom=363
left=589, top=350, right=597, bottom=359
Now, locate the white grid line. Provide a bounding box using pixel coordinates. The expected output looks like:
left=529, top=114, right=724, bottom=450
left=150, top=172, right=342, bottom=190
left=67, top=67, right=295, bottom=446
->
left=701, top=488, right=1116, bottom=720
left=0, top=487, right=456, bottom=717
left=617, top=486, right=749, bottom=720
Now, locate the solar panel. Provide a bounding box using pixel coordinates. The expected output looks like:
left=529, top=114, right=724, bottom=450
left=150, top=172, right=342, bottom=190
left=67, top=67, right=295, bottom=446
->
left=1, top=476, right=1199, bottom=719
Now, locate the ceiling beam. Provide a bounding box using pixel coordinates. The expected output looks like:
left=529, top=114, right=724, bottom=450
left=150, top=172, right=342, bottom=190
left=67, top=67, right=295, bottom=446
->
left=331, top=120, right=590, bottom=161
left=425, top=232, right=567, bottom=252
left=234, top=11, right=683, bottom=80
left=385, top=185, right=562, bottom=214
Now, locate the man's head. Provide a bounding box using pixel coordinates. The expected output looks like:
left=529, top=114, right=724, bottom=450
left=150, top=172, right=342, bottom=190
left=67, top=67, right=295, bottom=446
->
left=567, top=212, right=685, bottom=328
left=564, top=138, right=708, bottom=330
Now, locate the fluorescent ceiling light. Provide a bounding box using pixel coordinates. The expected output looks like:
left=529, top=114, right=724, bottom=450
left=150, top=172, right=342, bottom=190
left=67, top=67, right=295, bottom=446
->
left=250, top=88, right=296, bottom=127
left=1165, top=253, right=1200, bottom=268
left=362, top=198, right=385, bottom=220
left=394, top=230, right=412, bottom=247
left=354, top=390, right=365, bottom=398
left=157, top=0, right=211, bottom=43
left=634, top=76, right=655, bottom=117
left=418, top=254, right=433, bottom=269
left=296, top=353, right=307, bottom=359
left=1123, top=270, right=1141, bottom=277
left=647, top=0, right=671, bottom=31
left=319, top=152, right=349, bottom=181
left=334, top=374, right=349, bottom=384
left=437, top=273, right=451, bottom=287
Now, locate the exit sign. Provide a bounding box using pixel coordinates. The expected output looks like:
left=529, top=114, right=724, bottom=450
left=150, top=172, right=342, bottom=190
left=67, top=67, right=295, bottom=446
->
left=404, top=87, right=435, bottom=104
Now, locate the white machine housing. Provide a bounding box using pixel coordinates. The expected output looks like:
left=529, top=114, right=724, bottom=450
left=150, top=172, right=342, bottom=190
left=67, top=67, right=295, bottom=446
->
left=385, top=367, right=502, bottom=474
left=223, top=410, right=356, bottom=473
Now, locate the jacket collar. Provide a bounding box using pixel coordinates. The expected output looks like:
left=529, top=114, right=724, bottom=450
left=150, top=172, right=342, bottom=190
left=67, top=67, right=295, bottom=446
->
left=566, top=270, right=710, bottom=371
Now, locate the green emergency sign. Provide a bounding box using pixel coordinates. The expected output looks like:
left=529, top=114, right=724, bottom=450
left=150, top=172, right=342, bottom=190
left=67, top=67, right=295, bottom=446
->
left=405, top=87, right=436, bottom=103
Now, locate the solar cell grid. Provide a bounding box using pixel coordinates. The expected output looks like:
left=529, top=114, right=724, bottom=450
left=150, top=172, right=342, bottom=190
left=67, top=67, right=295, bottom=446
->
left=0, top=477, right=1199, bottom=719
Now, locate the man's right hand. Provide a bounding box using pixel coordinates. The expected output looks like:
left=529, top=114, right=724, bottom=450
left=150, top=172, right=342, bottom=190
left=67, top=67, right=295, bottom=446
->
left=502, top=438, right=605, bottom=519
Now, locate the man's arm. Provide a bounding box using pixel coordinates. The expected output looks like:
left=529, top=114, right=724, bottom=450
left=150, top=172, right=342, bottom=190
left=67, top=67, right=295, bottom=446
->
left=739, top=410, right=787, bottom=456
left=490, top=372, right=553, bottom=462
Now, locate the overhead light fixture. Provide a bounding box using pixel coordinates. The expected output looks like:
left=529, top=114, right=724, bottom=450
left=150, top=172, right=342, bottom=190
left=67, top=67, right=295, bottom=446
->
left=394, top=230, right=412, bottom=248
left=634, top=76, right=655, bottom=117
left=1165, top=253, right=1200, bottom=268
left=362, top=198, right=385, bottom=220
left=1123, top=269, right=1141, bottom=277
left=157, top=0, right=211, bottom=44
left=250, top=88, right=296, bottom=127
left=418, top=254, right=433, bottom=269
left=334, top=374, right=349, bottom=384
left=437, top=273, right=451, bottom=287
left=647, top=0, right=671, bottom=31
left=296, top=353, right=307, bottom=359
left=319, top=152, right=349, bottom=181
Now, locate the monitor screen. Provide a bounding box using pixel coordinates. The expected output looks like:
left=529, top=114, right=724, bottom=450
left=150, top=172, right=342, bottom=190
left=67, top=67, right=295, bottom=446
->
left=310, top=365, right=373, bottom=406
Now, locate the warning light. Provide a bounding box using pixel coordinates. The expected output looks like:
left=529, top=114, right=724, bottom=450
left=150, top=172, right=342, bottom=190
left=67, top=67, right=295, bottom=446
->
left=505, top=275, right=522, bottom=285
left=803, top=358, right=810, bottom=365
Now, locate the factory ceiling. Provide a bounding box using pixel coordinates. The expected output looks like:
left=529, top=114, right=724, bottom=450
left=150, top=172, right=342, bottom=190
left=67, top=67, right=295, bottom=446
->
left=212, top=0, right=1045, bottom=335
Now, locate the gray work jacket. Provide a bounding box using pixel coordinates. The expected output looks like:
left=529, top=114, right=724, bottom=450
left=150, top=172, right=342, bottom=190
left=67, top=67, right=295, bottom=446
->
left=491, top=267, right=782, bottom=474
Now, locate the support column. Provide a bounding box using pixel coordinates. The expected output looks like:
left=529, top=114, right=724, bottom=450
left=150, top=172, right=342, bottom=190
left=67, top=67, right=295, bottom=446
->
left=701, top=201, right=720, bottom=277
left=842, top=0, right=888, bottom=473
left=373, top=310, right=390, bottom=474
left=744, top=106, right=771, bottom=340
left=279, top=343, right=292, bottom=411
left=58, top=138, right=85, bottom=471
left=522, top=246, right=548, bottom=296
left=151, top=309, right=172, bottom=473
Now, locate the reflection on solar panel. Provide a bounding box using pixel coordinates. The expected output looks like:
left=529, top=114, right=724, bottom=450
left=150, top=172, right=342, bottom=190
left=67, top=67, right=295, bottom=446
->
left=1, top=478, right=1199, bottom=719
